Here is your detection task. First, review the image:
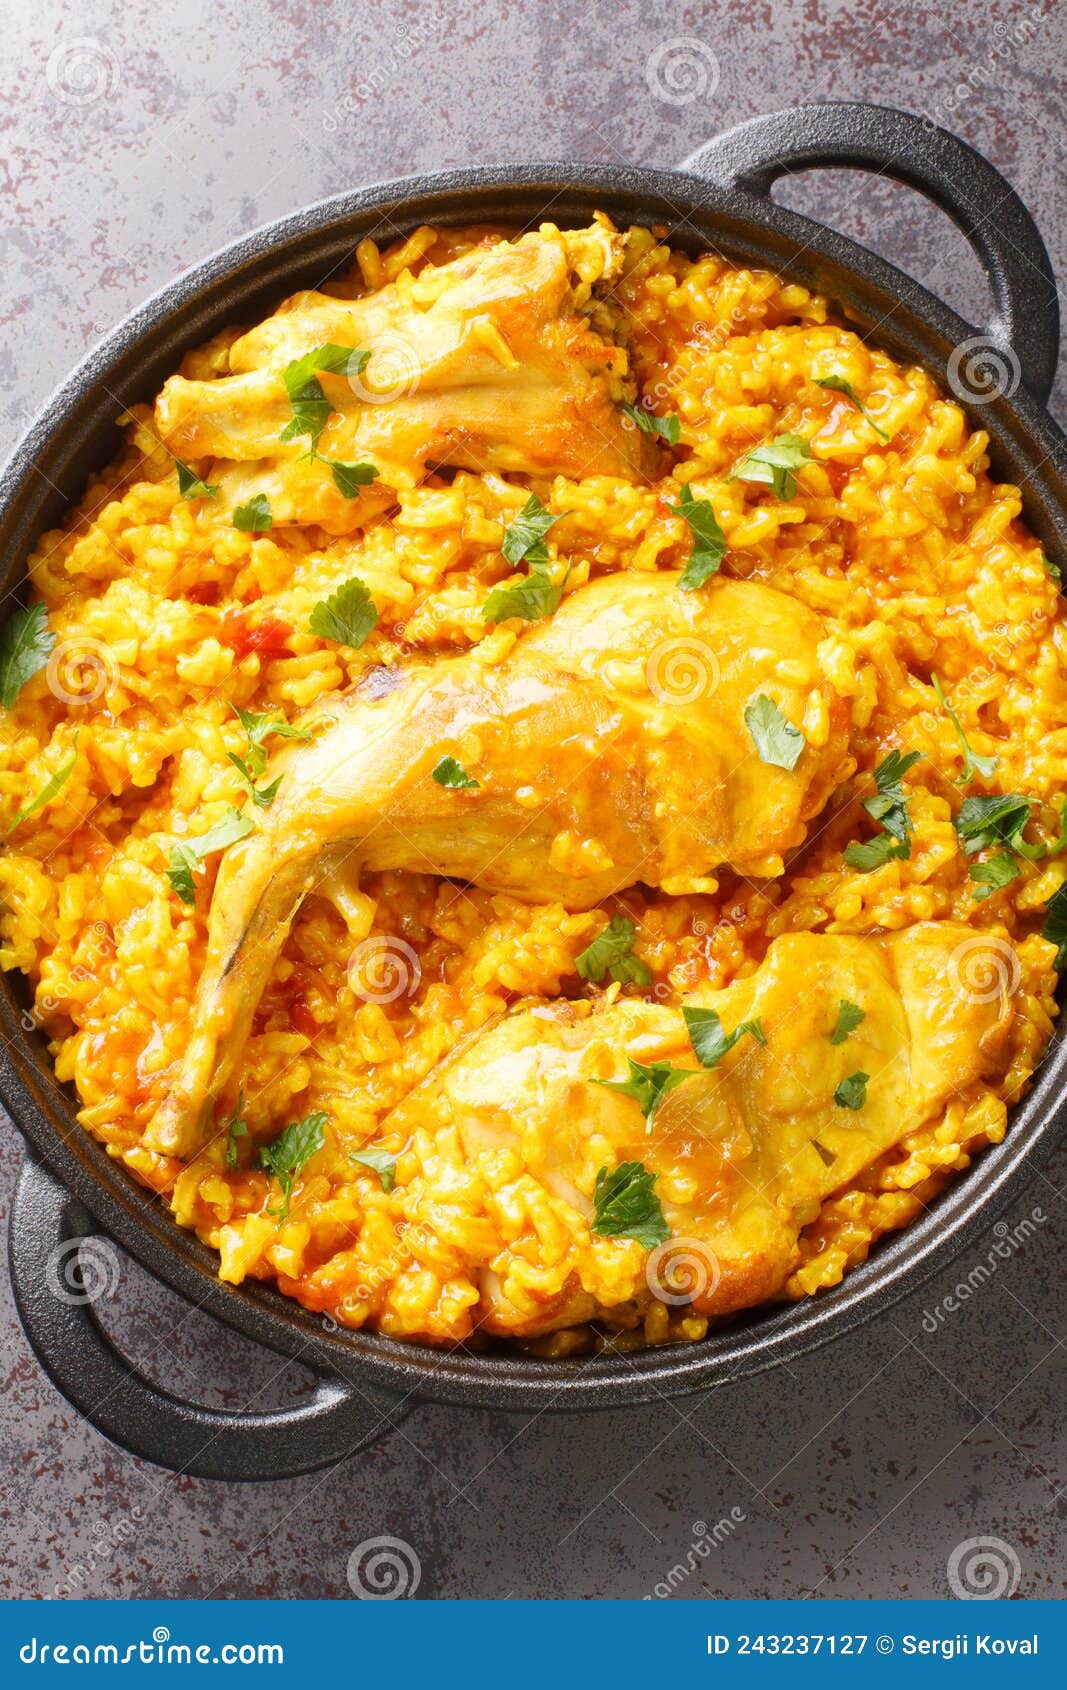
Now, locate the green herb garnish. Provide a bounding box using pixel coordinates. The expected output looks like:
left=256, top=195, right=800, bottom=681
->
left=255, top=1110, right=328, bottom=1222
left=576, top=915, right=652, bottom=987
left=834, top=1071, right=869, bottom=1110
left=228, top=706, right=312, bottom=809
left=954, top=793, right=1041, bottom=861
left=483, top=559, right=568, bottom=624
left=591, top=1161, right=670, bottom=1249
left=233, top=494, right=273, bottom=533
left=744, top=694, right=806, bottom=771
left=969, top=852, right=1021, bottom=901
left=666, top=481, right=727, bottom=590
left=501, top=493, right=561, bottom=568
left=591, top=1057, right=693, bottom=1123
left=1040, top=553, right=1061, bottom=586
left=0, top=603, right=55, bottom=710
left=844, top=749, right=922, bottom=871
left=279, top=344, right=370, bottom=449
left=432, top=755, right=479, bottom=791
left=830, top=1001, right=866, bottom=1045
left=731, top=434, right=814, bottom=499
left=175, top=459, right=219, bottom=500
left=224, top=1089, right=249, bottom=1171
left=815, top=375, right=890, bottom=441
left=683, top=1006, right=766, bottom=1069
left=348, top=1146, right=397, bottom=1193
left=330, top=461, right=379, bottom=500
left=1041, top=881, right=1067, bottom=968
left=166, top=806, right=254, bottom=905
left=622, top=402, right=681, bottom=445
left=6, top=733, right=78, bottom=834
left=931, top=674, right=998, bottom=782
left=308, top=576, right=379, bottom=648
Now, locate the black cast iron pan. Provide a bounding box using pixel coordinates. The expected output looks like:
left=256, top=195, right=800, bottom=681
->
left=2, top=102, right=1065, bottom=1479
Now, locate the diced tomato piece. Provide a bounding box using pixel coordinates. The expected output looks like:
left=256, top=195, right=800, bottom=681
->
left=221, top=611, right=294, bottom=660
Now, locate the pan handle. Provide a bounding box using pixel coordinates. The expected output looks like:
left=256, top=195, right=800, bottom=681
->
left=681, top=101, right=1059, bottom=408
left=8, top=1156, right=410, bottom=1481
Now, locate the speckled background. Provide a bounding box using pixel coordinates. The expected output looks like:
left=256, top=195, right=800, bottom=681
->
left=1, top=0, right=1065, bottom=1603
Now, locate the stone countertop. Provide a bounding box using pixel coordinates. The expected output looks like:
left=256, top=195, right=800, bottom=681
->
left=1, top=0, right=1064, bottom=1602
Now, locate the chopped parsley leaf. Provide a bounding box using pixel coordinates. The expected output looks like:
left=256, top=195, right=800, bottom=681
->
left=931, top=674, right=998, bottom=782
left=308, top=576, right=378, bottom=648
left=1041, top=553, right=1061, bottom=586
left=1041, top=881, right=1067, bottom=968
left=175, top=459, right=219, bottom=500
left=731, top=434, right=814, bottom=499
left=834, top=1071, right=869, bottom=1110
left=744, top=694, right=805, bottom=771
left=666, top=482, right=727, bottom=590
left=845, top=749, right=922, bottom=871
left=575, top=915, right=652, bottom=988
left=969, top=852, right=1021, bottom=901
left=622, top=402, right=681, bottom=444
left=229, top=706, right=311, bottom=808
left=591, top=1056, right=693, bottom=1122
left=279, top=344, right=370, bottom=449
left=348, top=1146, right=397, bottom=1193
left=166, top=805, right=254, bottom=905
left=224, top=1089, right=249, bottom=1171
left=830, top=1000, right=866, bottom=1045
left=954, top=793, right=1041, bottom=861
left=591, top=1161, right=670, bottom=1249
left=683, top=1006, right=766, bottom=1068
left=501, top=493, right=561, bottom=568
left=483, top=559, right=568, bottom=624
left=0, top=602, right=55, bottom=710
left=432, top=755, right=479, bottom=791
left=6, top=733, right=78, bottom=835
left=331, top=460, right=379, bottom=499
left=255, top=1110, right=327, bottom=1222
left=815, top=375, right=890, bottom=441
left=233, top=494, right=272, bottom=533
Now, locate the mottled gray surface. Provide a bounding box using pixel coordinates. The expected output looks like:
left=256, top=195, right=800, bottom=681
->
left=1, top=0, right=1065, bottom=1602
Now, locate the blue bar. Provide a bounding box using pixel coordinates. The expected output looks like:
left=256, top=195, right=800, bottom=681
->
left=2, top=1600, right=1060, bottom=1685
